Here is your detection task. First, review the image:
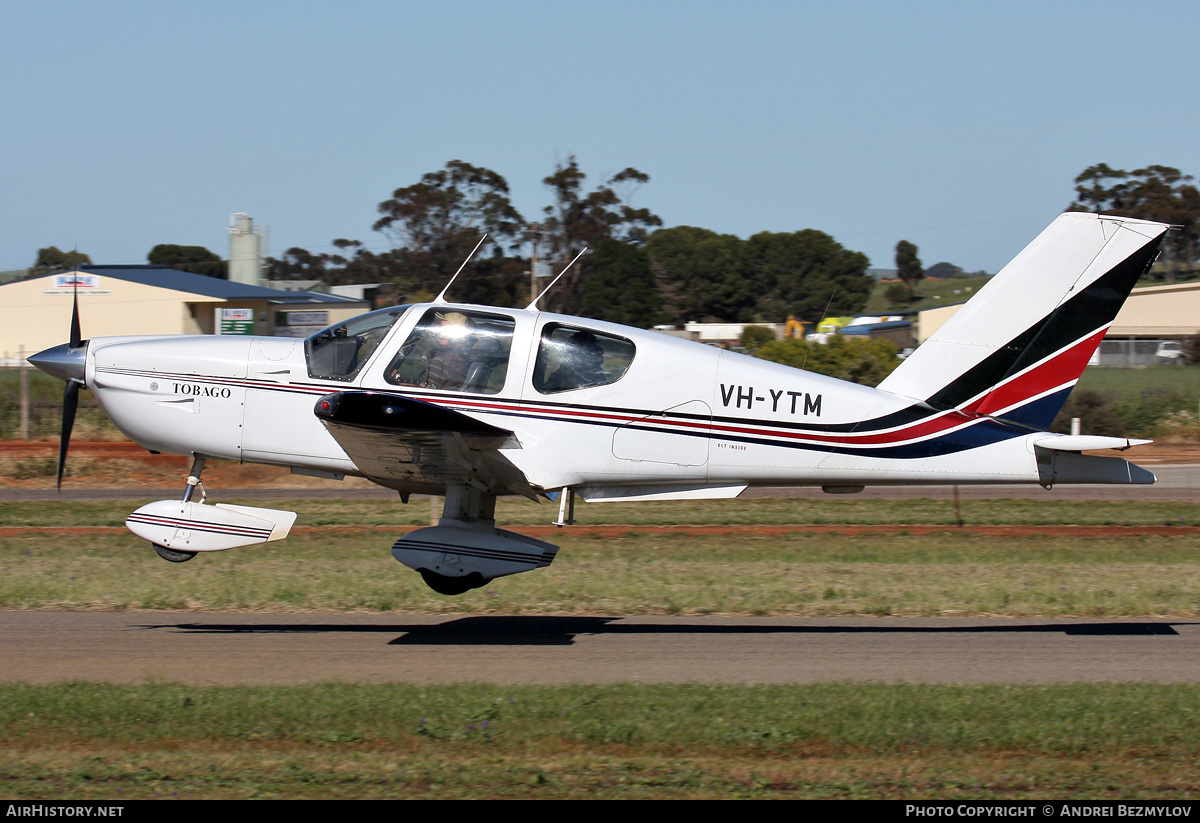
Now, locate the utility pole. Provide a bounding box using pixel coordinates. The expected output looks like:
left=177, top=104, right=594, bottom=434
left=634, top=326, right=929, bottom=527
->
left=18, top=345, right=29, bottom=440
left=529, top=223, right=542, bottom=304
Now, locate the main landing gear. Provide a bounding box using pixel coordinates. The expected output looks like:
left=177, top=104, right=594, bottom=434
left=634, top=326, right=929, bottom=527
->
left=419, top=569, right=486, bottom=596
left=126, top=456, right=297, bottom=563
left=393, top=484, right=560, bottom=595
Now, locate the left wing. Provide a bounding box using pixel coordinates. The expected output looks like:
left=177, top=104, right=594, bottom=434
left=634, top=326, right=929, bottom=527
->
left=314, top=391, right=537, bottom=499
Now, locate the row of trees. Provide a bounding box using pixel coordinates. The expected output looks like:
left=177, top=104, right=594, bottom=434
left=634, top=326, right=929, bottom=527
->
left=31, top=244, right=226, bottom=279
left=879, top=163, right=1200, bottom=308
left=30, top=247, right=91, bottom=278
left=1069, top=164, right=1200, bottom=282
left=266, top=158, right=668, bottom=321
left=30, top=161, right=1200, bottom=329
left=265, top=158, right=874, bottom=326
left=645, top=226, right=871, bottom=323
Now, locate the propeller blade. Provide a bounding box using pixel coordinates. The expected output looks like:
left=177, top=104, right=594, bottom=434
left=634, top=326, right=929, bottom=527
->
left=57, top=380, right=79, bottom=491
left=69, top=278, right=81, bottom=349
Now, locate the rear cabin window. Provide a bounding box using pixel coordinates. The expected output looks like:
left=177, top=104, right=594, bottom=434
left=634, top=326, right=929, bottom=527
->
left=533, top=324, right=635, bottom=394
left=384, top=308, right=515, bottom=394
left=305, top=305, right=411, bottom=382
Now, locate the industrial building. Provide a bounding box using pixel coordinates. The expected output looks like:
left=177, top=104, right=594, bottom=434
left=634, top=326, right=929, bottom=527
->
left=917, top=281, right=1200, bottom=366
left=0, top=265, right=369, bottom=364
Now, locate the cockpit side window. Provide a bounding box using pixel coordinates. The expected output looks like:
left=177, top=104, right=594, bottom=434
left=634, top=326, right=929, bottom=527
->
left=305, top=305, right=412, bottom=382
left=384, top=308, right=515, bottom=394
left=533, top=324, right=635, bottom=394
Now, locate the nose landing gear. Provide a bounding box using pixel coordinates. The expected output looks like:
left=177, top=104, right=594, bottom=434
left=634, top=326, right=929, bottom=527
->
left=127, top=455, right=297, bottom=562
left=148, top=456, right=206, bottom=563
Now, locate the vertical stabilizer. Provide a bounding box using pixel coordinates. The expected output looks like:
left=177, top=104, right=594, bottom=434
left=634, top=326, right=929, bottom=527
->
left=876, top=213, right=1168, bottom=429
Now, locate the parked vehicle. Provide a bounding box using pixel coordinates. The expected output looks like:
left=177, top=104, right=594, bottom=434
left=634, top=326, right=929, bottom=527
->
left=1156, top=341, right=1184, bottom=362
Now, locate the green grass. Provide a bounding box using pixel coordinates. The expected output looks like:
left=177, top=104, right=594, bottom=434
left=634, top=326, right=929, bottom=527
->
left=3, top=526, right=1199, bottom=616
left=1076, top=365, right=1200, bottom=401
left=1138, top=263, right=1200, bottom=288
left=865, top=276, right=992, bottom=314
left=4, top=498, right=1200, bottom=616
left=1, top=682, right=1198, bottom=798
left=1065, top=367, right=1200, bottom=438
left=0, top=368, right=120, bottom=440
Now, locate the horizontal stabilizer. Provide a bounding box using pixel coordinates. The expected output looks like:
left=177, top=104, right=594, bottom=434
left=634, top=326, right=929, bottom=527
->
left=1035, top=450, right=1155, bottom=486
left=1032, top=435, right=1152, bottom=452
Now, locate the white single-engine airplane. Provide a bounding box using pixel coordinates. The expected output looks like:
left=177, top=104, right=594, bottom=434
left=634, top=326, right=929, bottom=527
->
left=31, top=212, right=1167, bottom=594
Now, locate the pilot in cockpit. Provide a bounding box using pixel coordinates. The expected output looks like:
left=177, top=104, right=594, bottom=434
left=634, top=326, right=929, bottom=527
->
left=387, top=310, right=475, bottom=390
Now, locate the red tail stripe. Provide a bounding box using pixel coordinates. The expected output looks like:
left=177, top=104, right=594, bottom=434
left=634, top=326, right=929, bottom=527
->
left=963, top=329, right=1106, bottom=417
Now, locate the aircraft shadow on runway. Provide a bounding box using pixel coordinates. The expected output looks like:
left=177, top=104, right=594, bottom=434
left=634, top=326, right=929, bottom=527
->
left=137, top=617, right=1189, bottom=646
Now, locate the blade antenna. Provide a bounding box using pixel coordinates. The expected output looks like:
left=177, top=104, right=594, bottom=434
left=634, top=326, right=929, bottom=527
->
left=800, top=288, right=837, bottom=373
left=525, top=246, right=589, bottom=311
left=433, top=234, right=489, bottom=304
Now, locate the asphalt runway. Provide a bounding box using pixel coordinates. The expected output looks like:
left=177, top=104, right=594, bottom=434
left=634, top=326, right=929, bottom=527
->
left=2, top=612, right=1198, bottom=685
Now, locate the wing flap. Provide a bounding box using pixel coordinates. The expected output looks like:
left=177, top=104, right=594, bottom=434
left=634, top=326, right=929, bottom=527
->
left=314, top=391, right=536, bottom=498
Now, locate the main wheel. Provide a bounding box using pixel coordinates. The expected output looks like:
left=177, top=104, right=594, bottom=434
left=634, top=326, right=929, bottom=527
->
left=419, top=569, right=487, bottom=595
left=153, top=543, right=197, bottom=563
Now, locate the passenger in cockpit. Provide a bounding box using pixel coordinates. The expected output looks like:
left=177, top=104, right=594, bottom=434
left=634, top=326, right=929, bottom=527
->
left=422, top=311, right=474, bottom=390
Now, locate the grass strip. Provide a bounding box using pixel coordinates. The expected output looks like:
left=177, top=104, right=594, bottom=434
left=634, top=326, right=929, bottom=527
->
left=1, top=682, right=1198, bottom=799
left=2, top=530, right=1199, bottom=616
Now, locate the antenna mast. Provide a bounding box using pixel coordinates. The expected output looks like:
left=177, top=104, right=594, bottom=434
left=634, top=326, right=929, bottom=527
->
left=525, top=247, right=589, bottom=311
left=433, top=234, right=489, bottom=304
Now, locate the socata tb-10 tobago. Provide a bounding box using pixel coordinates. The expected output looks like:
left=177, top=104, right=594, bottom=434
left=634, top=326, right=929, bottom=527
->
left=31, top=212, right=1167, bottom=594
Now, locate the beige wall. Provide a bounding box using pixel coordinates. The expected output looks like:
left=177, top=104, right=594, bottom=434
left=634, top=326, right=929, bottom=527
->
left=1110, top=283, right=1200, bottom=337
left=915, top=304, right=963, bottom=343
left=0, top=273, right=222, bottom=361
left=0, top=273, right=370, bottom=362
left=915, top=283, right=1200, bottom=344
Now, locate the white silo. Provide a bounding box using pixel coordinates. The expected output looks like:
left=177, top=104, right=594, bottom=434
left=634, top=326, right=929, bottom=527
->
left=228, top=213, right=265, bottom=286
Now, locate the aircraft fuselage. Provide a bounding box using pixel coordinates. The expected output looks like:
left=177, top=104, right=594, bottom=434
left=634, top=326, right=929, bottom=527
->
left=80, top=302, right=1130, bottom=500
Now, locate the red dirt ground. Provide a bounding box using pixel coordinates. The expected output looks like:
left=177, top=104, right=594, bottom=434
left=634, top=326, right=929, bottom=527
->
left=4, top=440, right=1200, bottom=538
left=0, top=440, right=368, bottom=490
left=3, top=439, right=1198, bottom=491
left=2, top=522, right=1198, bottom=539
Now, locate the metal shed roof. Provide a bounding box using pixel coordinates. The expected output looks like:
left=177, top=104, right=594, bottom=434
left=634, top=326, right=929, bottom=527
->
left=61, top=265, right=366, bottom=305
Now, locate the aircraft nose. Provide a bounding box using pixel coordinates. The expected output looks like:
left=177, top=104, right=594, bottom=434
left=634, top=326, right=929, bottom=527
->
left=28, top=342, right=87, bottom=383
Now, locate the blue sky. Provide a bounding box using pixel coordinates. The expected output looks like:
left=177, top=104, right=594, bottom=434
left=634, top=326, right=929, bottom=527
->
left=4, top=0, right=1198, bottom=276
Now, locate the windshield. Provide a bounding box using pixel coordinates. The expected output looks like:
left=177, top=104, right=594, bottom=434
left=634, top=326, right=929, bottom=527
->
left=305, top=305, right=412, bottom=381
